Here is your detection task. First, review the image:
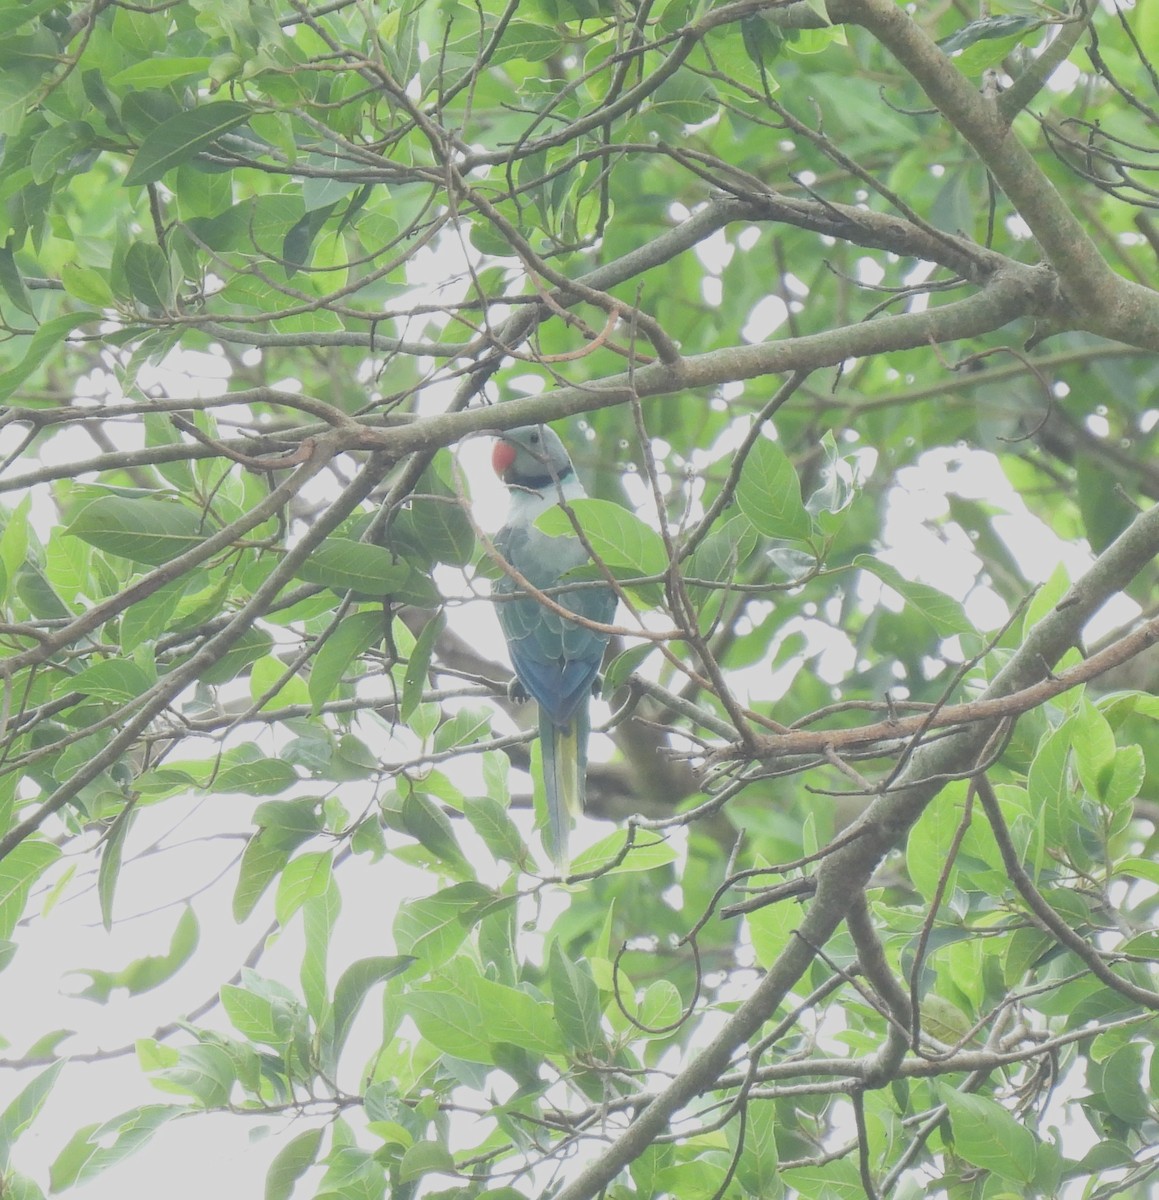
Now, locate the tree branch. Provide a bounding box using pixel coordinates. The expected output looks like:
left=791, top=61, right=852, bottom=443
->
left=834, top=0, right=1159, bottom=348
left=552, top=468, right=1159, bottom=1200
left=0, top=440, right=388, bottom=861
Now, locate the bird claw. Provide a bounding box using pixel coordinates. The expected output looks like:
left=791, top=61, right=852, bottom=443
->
left=507, top=677, right=530, bottom=703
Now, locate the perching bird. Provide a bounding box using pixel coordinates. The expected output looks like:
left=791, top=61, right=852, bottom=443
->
left=491, top=424, right=615, bottom=866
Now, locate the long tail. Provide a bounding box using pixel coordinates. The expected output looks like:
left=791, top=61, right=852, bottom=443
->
left=539, top=704, right=589, bottom=868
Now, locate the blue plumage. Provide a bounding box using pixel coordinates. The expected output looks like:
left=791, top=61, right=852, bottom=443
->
left=491, top=424, right=615, bottom=865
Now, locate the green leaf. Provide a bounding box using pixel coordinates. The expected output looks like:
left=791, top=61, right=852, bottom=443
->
left=216, top=757, right=299, bottom=796
left=402, top=611, right=445, bottom=721
left=253, top=797, right=325, bottom=835
left=385, top=790, right=471, bottom=873
left=393, top=882, right=493, bottom=969
left=536, top=498, right=668, bottom=580
left=6, top=1165, right=41, bottom=1197
left=0, top=1060, right=64, bottom=1170
left=920, top=993, right=973, bottom=1043
left=49, top=1106, right=179, bottom=1191
left=108, top=57, right=213, bottom=90
left=630, top=1144, right=675, bottom=1199
left=67, top=496, right=209, bottom=566
left=123, top=101, right=251, bottom=186
left=295, top=538, right=413, bottom=594
left=155, top=1043, right=236, bottom=1107
left=309, top=609, right=382, bottom=712
left=649, top=69, right=717, bottom=126
left=1077, top=456, right=1136, bottom=553
left=463, top=794, right=525, bottom=865
left=1003, top=926, right=1053, bottom=985
left=939, top=1086, right=1037, bottom=1183
left=398, top=1141, right=455, bottom=1184
left=906, top=780, right=968, bottom=902
left=233, top=828, right=304, bottom=922
left=1027, top=719, right=1074, bottom=853
left=72, top=906, right=200, bottom=1001
left=221, top=983, right=297, bottom=1047
left=199, top=625, right=274, bottom=686
left=124, top=240, right=174, bottom=311
left=64, top=659, right=155, bottom=704
left=938, top=15, right=1044, bottom=75
left=391, top=459, right=476, bottom=568
left=637, top=979, right=682, bottom=1029
left=735, top=435, right=812, bottom=541
left=1115, top=857, right=1159, bottom=888
left=301, top=872, right=340, bottom=1021
left=739, top=14, right=785, bottom=84
left=275, top=850, right=333, bottom=925
left=780, top=1159, right=863, bottom=1198
left=489, top=20, right=562, bottom=62
left=0, top=840, right=60, bottom=941
left=323, top=955, right=415, bottom=1066
left=432, top=706, right=491, bottom=754
left=397, top=985, right=487, bottom=1065
left=414, top=492, right=477, bottom=567
left=687, top=513, right=760, bottom=585
left=131, top=907, right=202, bottom=991
left=745, top=862, right=801, bottom=969
left=734, top=1092, right=778, bottom=1196
left=121, top=575, right=192, bottom=651
left=1101, top=744, right=1144, bottom=814
left=1021, top=561, right=1071, bottom=641
left=854, top=556, right=973, bottom=637
left=14, top=562, right=69, bottom=619
left=0, top=494, right=29, bottom=589
left=569, top=829, right=677, bottom=875
left=0, top=0, right=63, bottom=36
left=30, top=121, right=95, bottom=185
left=0, top=313, right=95, bottom=403
left=1101, top=1042, right=1149, bottom=1123
left=1070, top=700, right=1114, bottom=801
left=1118, top=926, right=1159, bottom=964
left=401, top=959, right=561, bottom=1063
left=265, top=1128, right=325, bottom=1200
left=799, top=0, right=831, bottom=26
left=601, top=642, right=656, bottom=694
left=0, top=243, right=32, bottom=315
left=548, top=938, right=603, bottom=1054
left=97, top=803, right=134, bottom=931
left=282, top=202, right=337, bottom=274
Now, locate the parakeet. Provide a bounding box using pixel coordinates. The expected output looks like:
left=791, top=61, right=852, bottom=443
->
left=491, top=424, right=615, bottom=865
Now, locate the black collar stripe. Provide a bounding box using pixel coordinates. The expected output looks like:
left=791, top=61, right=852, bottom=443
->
left=515, top=466, right=574, bottom=490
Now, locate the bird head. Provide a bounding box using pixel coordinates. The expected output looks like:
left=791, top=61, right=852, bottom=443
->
left=492, top=424, right=575, bottom=489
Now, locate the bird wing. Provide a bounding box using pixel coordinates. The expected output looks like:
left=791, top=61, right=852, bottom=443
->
left=494, top=521, right=615, bottom=727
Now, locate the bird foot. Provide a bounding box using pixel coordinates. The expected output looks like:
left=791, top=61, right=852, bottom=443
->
left=507, top=677, right=530, bottom=703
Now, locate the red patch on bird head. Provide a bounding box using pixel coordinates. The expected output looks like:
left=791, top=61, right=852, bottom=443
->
left=492, top=438, right=516, bottom=477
